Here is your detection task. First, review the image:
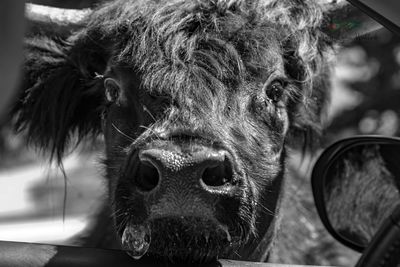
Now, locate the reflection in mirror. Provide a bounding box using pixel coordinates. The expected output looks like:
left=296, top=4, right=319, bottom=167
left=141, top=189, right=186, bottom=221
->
left=324, top=144, right=400, bottom=248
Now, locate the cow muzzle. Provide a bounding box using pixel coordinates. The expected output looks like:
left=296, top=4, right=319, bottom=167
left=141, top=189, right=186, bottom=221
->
left=137, top=144, right=233, bottom=188
left=119, top=140, right=248, bottom=261
left=132, top=141, right=237, bottom=217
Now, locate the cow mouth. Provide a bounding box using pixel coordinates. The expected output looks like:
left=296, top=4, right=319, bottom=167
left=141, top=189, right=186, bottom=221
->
left=120, top=216, right=239, bottom=263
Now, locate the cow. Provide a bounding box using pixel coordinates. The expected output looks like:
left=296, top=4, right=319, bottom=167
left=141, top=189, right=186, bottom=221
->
left=13, top=0, right=379, bottom=264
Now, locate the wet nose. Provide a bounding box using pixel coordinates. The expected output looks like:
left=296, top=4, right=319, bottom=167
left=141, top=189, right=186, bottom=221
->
left=134, top=146, right=234, bottom=193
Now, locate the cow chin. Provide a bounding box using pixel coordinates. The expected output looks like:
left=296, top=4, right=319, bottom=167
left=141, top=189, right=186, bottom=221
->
left=123, top=216, right=239, bottom=263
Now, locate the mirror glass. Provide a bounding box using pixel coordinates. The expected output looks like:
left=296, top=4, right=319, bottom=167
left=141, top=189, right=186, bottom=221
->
left=321, top=142, right=400, bottom=248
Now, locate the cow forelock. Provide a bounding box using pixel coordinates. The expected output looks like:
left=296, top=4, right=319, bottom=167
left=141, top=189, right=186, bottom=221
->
left=86, top=0, right=329, bottom=143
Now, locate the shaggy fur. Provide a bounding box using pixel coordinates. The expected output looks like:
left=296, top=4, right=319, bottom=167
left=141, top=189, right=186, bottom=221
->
left=15, top=0, right=331, bottom=160
left=13, top=0, right=334, bottom=263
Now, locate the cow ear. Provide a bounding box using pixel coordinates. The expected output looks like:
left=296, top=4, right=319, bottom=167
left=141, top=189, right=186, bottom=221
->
left=13, top=34, right=108, bottom=163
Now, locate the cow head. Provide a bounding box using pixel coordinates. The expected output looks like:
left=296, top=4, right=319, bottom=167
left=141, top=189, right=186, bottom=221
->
left=15, top=0, right=378, bottom=263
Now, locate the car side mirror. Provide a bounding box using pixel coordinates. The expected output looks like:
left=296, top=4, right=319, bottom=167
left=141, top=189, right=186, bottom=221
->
left=311, top=136, right=400, bottom=252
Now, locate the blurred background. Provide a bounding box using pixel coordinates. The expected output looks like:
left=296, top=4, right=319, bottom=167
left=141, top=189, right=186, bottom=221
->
left=1, top=0, right=400, bottom=266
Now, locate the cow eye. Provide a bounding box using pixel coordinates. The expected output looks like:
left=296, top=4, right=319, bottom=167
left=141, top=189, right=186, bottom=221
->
left=265, top=80, right=285, bottom=104
left=104, top=78, right=120, bottom=103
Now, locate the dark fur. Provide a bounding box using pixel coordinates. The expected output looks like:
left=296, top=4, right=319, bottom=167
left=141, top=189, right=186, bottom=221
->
left=13, top=0, right=333, bottom=263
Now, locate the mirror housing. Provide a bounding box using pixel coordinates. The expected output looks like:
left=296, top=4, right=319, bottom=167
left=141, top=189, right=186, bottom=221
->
left=312, top=136, right=400, bottom=252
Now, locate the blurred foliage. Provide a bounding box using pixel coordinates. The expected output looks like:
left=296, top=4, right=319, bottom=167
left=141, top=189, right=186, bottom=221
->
left=0, top=122, right=36, bottom=169
left=325, top=28, right=400, bottom=142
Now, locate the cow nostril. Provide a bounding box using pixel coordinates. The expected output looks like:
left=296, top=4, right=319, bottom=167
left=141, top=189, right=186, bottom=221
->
left=136, top=160, right=159, bottom=192
left=201, top=158, right=233, bottom=187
